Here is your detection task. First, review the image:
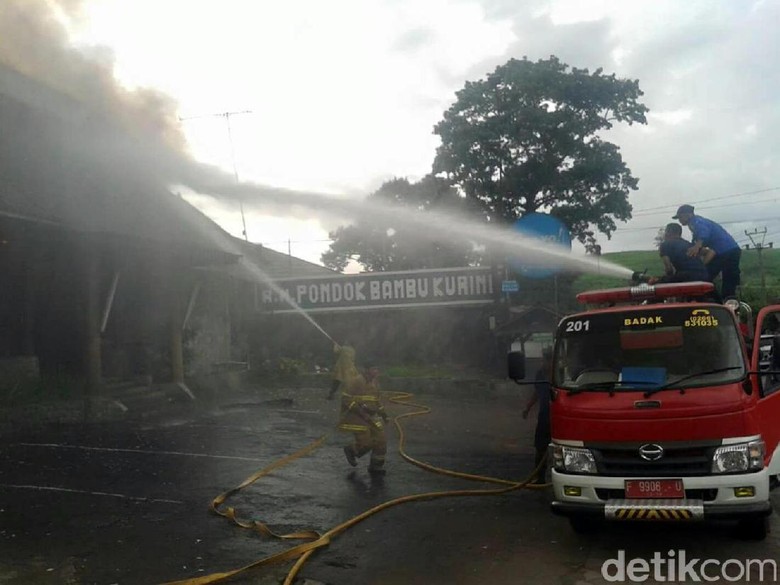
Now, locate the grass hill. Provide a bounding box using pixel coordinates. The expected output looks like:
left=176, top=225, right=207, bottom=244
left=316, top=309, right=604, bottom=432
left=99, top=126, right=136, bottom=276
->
left=573, top=247, right=780, bottom=308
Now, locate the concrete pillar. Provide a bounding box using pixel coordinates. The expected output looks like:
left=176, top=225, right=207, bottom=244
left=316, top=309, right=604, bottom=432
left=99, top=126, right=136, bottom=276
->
left=22, top=253, right=36, bottom=356
left=83, top=245, right=102, bottom=417
left=170, top=286, right=185, bottom=385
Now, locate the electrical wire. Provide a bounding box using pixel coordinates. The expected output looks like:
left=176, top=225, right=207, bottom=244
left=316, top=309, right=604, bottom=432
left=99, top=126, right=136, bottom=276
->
left=631, top=187, right=780, bottom=216
left=616, top=216, right=780, bottom=233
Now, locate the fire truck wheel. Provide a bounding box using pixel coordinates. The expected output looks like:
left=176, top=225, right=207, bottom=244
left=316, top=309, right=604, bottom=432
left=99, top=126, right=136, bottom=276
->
left=736, top=516, right=769, bottom=541
left=568, top=515, right=603, bottom=535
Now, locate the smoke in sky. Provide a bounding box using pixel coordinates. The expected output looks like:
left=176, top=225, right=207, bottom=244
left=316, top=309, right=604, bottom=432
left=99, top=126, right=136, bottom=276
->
left=0, top=0, right=184, bottom=151
left=0, top=0, right=352, bottom=227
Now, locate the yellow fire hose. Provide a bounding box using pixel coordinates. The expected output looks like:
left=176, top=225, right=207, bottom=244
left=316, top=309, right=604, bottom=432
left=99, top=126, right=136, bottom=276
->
left=163, top=390, right=548, bottom=585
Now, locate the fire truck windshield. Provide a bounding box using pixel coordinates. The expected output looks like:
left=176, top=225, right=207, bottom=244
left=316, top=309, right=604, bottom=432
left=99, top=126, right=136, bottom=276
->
left=554, top=306, right=746, bottom=391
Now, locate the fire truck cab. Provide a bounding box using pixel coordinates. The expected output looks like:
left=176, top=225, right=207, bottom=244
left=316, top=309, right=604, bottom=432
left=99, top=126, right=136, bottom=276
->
left=508, top=281, right=780, bottom=539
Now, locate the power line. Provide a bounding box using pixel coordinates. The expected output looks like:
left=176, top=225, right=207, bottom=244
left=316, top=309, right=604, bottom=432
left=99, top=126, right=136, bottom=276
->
left=736, top=228, right=780, bottom=244
left=633, top=194, right=780, bottom=218
left=179, top=109, right=253, bottom=240
left=632, top=186, right=780, bottom=216
left=744, top=228, right=773, bottom=305
left=617, top=215, right=780, bottom=233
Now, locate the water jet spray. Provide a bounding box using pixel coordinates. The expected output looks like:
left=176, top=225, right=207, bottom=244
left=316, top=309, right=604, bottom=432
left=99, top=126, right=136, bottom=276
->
left=187, top=173, right=635, bottom=281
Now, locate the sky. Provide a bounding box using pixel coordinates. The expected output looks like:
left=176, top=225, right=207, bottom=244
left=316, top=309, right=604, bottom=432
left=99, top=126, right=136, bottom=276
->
left=35, top=0, right=780, bottom=265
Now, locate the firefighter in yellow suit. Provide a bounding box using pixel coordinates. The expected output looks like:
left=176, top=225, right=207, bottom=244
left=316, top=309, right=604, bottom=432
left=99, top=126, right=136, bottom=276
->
left=328, top=342, right=359, bottom=400
left=339, top=366, right=388, bottom=474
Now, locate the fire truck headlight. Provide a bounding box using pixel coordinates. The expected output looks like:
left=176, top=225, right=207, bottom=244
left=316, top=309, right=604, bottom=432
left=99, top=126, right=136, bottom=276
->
left=553, top=445, right=597, bottom=474
left=712, top=440, right=765, bottom=474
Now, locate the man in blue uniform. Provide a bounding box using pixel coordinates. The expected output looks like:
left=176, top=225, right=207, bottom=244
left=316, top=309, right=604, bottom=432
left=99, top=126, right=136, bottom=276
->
left=673, top=204, right=741, bottom=299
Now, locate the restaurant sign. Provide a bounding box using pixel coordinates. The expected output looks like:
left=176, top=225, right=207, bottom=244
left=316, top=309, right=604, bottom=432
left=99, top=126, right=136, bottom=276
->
left=257, top=266, right=498, bottom=313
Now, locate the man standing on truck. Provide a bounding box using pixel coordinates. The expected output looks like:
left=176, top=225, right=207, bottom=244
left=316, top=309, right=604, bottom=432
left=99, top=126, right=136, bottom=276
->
left=649, top=223, right=714, bottom=285
left=673, top=204, right=742, bottom=299
left=523, top=349, right=552, bottom=484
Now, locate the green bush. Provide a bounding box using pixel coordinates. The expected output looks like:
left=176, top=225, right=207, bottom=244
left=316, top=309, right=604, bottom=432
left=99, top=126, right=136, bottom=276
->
left=0, top=373, right=81, bottom=405
left=739, top=284, right=780, bottom=312
left=383, top=364, right=454, bottom=378
left=276, top=357, right=306, bottom=377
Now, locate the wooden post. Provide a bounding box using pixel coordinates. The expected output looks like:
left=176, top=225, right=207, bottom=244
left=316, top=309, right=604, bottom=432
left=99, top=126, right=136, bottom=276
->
left=170, top=286, right=185, bottom=385
left=22, top=250, right=36, bottom=356
left=83, top=245, right=102, bottom=419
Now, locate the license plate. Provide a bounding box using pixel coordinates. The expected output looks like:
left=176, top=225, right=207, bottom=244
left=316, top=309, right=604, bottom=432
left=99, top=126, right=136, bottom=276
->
left=625, top=479, right=684, bottom=499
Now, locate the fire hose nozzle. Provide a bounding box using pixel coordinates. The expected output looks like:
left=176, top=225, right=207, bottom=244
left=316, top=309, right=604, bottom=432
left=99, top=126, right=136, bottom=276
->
left=631, top=269, right=649, bottom=284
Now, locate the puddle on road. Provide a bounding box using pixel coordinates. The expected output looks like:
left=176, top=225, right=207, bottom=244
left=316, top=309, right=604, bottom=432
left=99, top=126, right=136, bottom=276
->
left=220, top=398, right=295, bottom=410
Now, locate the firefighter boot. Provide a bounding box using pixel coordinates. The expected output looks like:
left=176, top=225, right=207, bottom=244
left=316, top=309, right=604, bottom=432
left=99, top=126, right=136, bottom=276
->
left=368, top=454, right=386, bottom=475
left=343, top=446, right=358, bottom=467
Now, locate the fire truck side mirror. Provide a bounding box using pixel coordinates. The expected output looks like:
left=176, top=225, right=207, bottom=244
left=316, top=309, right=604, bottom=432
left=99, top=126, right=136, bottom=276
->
left=507, top=351, right=526, bottom=381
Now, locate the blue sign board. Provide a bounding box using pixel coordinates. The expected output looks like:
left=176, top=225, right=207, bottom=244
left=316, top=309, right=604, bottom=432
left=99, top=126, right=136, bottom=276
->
left=501, top=280, right=519, bottom=293
left=509, top=212, right=572, bottom=279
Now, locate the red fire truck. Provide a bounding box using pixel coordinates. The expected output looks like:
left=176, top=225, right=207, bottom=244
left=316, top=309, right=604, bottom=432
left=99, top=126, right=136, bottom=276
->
left=509, top=281, right=780, bottom=539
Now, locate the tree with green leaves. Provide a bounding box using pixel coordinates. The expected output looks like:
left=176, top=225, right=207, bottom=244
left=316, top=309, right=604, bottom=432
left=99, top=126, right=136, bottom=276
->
left=654, top=227, right=665, bottom=248
left=321, top=175, right=479, bottom=272
left=433, top=56, right=648, bottom=251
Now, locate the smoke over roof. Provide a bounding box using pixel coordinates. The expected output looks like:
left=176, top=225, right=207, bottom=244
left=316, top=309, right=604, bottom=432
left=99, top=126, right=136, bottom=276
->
left=0, top=0, right=241, bottom=256
left=0, top=0, right=354, bottom=240
left=0, top=0, right=184, bottom=152
left=0, top=1, right=632, bottom=279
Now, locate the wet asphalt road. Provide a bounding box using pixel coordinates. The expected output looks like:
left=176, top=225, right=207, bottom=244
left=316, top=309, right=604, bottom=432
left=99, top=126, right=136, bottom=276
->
left=2, top=385, right=780, bottom=585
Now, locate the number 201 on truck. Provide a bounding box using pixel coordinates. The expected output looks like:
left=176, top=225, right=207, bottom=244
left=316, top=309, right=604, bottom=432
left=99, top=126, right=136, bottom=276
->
left=508, top=281, right=780, bottom=539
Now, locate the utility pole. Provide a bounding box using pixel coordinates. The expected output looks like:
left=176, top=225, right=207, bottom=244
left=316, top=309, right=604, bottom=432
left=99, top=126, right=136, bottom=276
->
left=179, top=110, right=253, bottom=241
left=744, top=227, right=773, bottom=306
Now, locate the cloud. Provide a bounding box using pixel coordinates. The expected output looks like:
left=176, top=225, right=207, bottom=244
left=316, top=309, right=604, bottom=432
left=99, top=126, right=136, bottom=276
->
left=391, top=26, right=435, bottom=53
left=486, top=15, right=613, bottom=75
left=14, top=0, right=778, bottom=264
left=465, top=0, right=780, bottom=251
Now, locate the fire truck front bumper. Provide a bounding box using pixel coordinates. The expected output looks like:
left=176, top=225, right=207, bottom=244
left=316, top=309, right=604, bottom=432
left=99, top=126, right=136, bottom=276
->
left=551, top=500, right=771, bottom=521
left=550, top=469, right=772, bottom=521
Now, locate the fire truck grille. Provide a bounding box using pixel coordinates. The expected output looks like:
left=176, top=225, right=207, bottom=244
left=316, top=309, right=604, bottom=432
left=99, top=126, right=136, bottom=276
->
left=590, top=443, right=717, bottom=477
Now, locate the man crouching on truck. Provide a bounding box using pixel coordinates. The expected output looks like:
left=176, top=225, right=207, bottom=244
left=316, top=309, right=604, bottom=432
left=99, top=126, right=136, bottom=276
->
left=649, top=223, right=714, bottom=286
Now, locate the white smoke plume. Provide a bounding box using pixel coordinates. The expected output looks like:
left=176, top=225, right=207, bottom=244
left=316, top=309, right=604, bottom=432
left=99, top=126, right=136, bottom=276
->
left=0, top=0, right=632, bottom=279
